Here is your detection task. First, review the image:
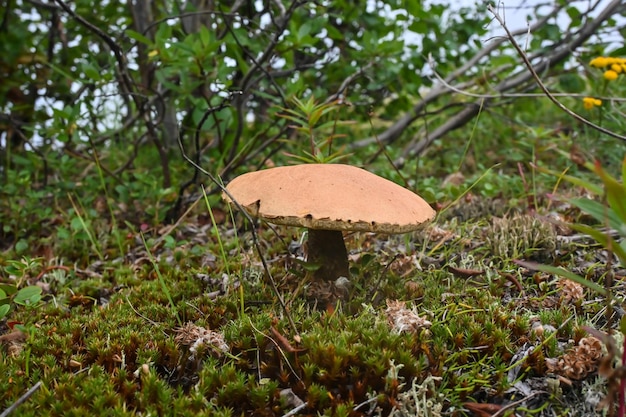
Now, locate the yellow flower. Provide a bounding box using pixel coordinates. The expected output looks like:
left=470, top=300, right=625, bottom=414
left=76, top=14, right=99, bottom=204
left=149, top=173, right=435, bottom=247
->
left=604, top=70, right=619, bottom=81
left=583, top=97, right=602, bottom=109
left=612, top=64, right=623, bottom=73
left=590, top=56, right=626, bottom=69
left=590, top=57, right=609, bottom=67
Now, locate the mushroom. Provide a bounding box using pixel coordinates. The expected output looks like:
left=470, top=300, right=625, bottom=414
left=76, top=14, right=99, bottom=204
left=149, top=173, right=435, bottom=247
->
left=223, top=164, right=435, bottom=282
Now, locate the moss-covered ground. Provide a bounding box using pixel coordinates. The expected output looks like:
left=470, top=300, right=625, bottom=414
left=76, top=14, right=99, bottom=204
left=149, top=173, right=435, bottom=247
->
left=2, top=123, right=626, bottom=416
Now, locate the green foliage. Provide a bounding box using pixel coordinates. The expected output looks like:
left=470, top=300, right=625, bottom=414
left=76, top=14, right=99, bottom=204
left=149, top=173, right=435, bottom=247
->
left=523, top=154, right=626, bottom=415
left=527, top=156, right=626, bottom=293
left=0, top=258, right=44, bottom=320
left=0, top=284, right=42, bottom=320
left=277, top=96, right=353, bottom=163
left=0, top=0, right=496, bottom=184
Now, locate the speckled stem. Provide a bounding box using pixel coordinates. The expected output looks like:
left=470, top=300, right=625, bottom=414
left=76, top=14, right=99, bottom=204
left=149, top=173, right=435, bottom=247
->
left=306, top=229, right=349, bottom=282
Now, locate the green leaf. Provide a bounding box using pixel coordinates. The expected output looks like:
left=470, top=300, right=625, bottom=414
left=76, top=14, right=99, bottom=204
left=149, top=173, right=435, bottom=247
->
left=70, top=216, right=85, bottom=232
left=154, top=24, right=172, bottom=47
left=594, top=160, right=626, bottom=223
left=0, top=304, right=9, bottom=320
left=81, top=62, right=101, bottom=82
left=15, top=239, right=29, bottom=254
left=532, top=163, right=603, bottom=195
left=405, top=2, right=426, bottom=18
left=163, top=234, right=176, bottom=250
left=57, top=226, right=70, bottom=240
left=325, top=24, right=342, bottom=40
left=14, top=286, right=43, bottom=305
left=568, top=198, right=626, bottom=237
left=568, top=223, right=626, bottom=266
left=298, top=21, right=312, bottom=40
left=515, top=260, right=607, bottom=296
left=565, top=6, right=581, bottom=19
left=29, top=293, right=42, bottom=305
left=126, top=29, right=153, bottom=46
left=408, top=20, right=429, bottom=35
left=558, top=73, right=585, bottom=93
left=0, top=284, right=18, bottom=296
left=291, top=257, right=322, bottom=272
left=277, top=113, right=308, bottom=127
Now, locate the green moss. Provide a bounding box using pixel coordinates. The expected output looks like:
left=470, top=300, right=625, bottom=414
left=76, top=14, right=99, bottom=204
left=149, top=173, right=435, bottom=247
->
left=0, top=150, right=617, bottom=417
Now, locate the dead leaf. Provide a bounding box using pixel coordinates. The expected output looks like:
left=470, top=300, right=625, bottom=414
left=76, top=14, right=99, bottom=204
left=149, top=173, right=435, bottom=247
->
left=499, top=272, right=524, bottom=293
left=270, top=326, right=306, bottom=353
left=0, top=330, right=26, bottom=344
left=447, top=265, right=484, bottom=278
left=463, top=402, right=502, bottom=416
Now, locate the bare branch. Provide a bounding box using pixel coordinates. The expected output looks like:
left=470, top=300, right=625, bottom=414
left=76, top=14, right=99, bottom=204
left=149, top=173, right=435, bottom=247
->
left=0, top=381, right=42, bottom=417
left=324, top=62, right=375, bottom=105
left=392, top=0, right=624, bottom=159
left=487, top=0, right=626, bottom=142
left=349, top=4, right=564, bottom=150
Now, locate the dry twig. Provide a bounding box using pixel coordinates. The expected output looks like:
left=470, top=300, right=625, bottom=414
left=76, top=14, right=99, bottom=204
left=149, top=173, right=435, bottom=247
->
left=177, top=132, right=300, bottom=339
left=0, top=381, right=42, bottom=417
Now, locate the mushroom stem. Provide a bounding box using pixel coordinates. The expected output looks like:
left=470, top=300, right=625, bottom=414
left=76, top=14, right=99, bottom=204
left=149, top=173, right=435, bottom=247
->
left=307, top=229, right=349, bottom=281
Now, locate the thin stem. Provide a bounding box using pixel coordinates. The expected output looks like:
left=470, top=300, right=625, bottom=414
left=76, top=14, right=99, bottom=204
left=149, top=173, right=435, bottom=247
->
left=307, top=229, right=349, bottom=281
left=177, top=132, right=300, bottom=338
left=617, top=335, right=626, bottom=417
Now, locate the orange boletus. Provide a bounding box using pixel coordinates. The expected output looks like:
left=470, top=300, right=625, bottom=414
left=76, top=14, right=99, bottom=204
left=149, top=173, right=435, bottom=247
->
left=223, top=164, right=435, bottom=281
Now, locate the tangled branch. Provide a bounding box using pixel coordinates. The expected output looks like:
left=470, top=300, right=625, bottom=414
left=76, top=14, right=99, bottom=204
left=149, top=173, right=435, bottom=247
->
left=349, top=0, right=625, bottom=162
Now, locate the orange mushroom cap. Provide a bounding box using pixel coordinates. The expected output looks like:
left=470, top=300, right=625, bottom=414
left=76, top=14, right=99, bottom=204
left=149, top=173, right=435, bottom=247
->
left=223, top=164, right=435, bottom=234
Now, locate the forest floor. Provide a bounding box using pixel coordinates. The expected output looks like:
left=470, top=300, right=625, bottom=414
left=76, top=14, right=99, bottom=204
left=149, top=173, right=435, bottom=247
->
left=1, top=150, right=624, bottom=417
